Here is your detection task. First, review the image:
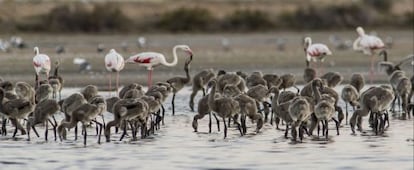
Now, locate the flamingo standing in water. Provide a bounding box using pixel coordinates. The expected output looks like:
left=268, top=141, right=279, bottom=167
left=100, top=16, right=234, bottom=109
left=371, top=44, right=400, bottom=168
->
left=105, top=49, right=125, bottom=96
left=304, top=37, right=332, bottom=76
left=353, top=26, right=385, bottom=83
left=33, top=47, right=51, bottom=87
left=126, top=45, right=193, bottom=87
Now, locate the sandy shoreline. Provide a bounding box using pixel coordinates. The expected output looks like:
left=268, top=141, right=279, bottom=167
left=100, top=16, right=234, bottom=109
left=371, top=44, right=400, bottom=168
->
left=0, top=32, right=412, bottom=88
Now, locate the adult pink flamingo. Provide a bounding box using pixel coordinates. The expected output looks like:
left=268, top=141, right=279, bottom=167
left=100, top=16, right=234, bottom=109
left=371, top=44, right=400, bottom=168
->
left=126, top=45, right=193, bottom=87
left=33, top=47, right=51, bottom=87
left=105, top=49, right=125, bottom=96
left=304, top=37, right=332, bottom=76
left=353, top=26, right=385, bottom=83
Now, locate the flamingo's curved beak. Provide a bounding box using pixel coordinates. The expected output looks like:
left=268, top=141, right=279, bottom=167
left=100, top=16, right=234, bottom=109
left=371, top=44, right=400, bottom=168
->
left=185, top=50, right=193, bottom=65
left=185, top=50, right=193, bottom=57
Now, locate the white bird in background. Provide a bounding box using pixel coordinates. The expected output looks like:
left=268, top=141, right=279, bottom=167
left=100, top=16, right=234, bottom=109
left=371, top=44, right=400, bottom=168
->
left=385, top=36, right=393, bottom=49
left=121, top=41, right=128, bottom=52
left=105, top=49, right=125, bottom=96
left=304, top=37, right=332, bottom=76
left=329, top=35, right=351, bottom=50
left=276, top=37, right=286, bottom=51
left=0, top=39, right=11, bottom=52
left=73, top=57, right=91, bottom=73
left=353, top=26, right=385, bottom=83
left=55, top=45, right=65, bottom=54
left=33, top=47, right=51, bottom=87
left=221, top=38, right=230, bottom=51
left=137, top=36, right=146, bottom=49
left=97, top=44, right=105, bottom=53
left=10, top=36, right=26, bottom=49
left=126, top=45, right=193, bottom=87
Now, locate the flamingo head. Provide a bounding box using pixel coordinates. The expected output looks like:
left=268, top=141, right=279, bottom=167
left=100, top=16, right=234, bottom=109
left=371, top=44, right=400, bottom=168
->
left=356, top=26, right=365, bottom=36
left=177, top=45, right=193, bottom=56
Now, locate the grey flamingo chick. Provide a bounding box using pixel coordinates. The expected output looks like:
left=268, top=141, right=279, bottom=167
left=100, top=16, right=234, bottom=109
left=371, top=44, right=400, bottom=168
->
left=15, top=82, right=35, bottom=102
left=192, top=93, right=221, bottom=133
left=61, top=93, right=87, bottom=140
left=378, top=50, right=412, bottom=76
left=48, top=61, right=63, bottom=100
left=350, top=86, right=394, bottom=135
left=189, top=69, right=215, bottom=111
left=268, top=87, right=294, bottom=137
left=217, top=70, right=246, bottom=94
left=208, top=79, right=242, bottom=139
left=123, top=88, right=144, bottom=99
left=48, top=79, right=61, bottom=101
left=58, top=96, right=106, bottom=146
left=350, top=73, right=365, bottom=93
left=311, top=80, right=339, bottom=139
left=247, top=84, right=271, bottom=122
left=396, top=77, right=412, bottom=119
left=35, top=84, right=52, bottom=104
left=389, top=70, right=406, bottom=112
left=0, top=81, right=17, bottom=100
left=300, top=79, right=319, bottom=98
left=166, top=56, right=192, bottom=115
left=279, top=73, right=300, bottom=92
left=234, top=93, right=264, bottom=134
left=146, top=84, right=171, bottom=125
left=0, top=88, right=35, bottom=137
left=303, top=67, right=316, bottom=83
left=289, top=96, right=312, bottom=142
left=105, top=98, right=149, bottom=142
left=119, top=83, right=144, bottom=99
left=106, top=96, right=120, bottom=113
left=341, top=85, right=360, bottom=125
left=222, top=84, right=263, bottom=134
left=148, top=82, right=172, bottom=102
left=246, top=71, right=267, bottom=88
left=321, top=72, right=343, bottom=88
left=27, top=98, right=60, bottom=141
left=320, top=84, right=345, bottom=125
left=81, top=85, right=98, bottom=102
left=263, top=73, right=282, bottom=89
left=140, top=92, right=163, bottom=132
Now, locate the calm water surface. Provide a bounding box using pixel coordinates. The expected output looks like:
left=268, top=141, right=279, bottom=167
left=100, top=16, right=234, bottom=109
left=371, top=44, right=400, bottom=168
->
left=1, top=86, right=413, bottom=170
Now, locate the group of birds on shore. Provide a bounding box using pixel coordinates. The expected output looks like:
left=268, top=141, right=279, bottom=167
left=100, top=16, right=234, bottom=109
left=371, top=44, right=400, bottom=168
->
left=0, top=26, right=413, bottom=146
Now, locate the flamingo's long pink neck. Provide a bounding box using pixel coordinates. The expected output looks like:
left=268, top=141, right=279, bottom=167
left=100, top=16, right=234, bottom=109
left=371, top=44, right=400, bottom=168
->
left=160, top=46, right=179, bottom=67
left=304, top=38, right=311, bottom=58
left=357, top=27, right=365, bottom=37
left=34, top=47, right=39, bottom=55
left=306, top=38, right=312, bottom=48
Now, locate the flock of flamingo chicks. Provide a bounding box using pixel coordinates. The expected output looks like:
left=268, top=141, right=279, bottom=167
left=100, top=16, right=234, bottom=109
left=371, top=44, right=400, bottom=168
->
left=0, top=26, right=413, bottom=146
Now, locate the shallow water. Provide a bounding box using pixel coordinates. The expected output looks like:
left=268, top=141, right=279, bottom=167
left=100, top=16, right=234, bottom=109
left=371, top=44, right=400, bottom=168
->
left=1, top=85, right=413, bottom=170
